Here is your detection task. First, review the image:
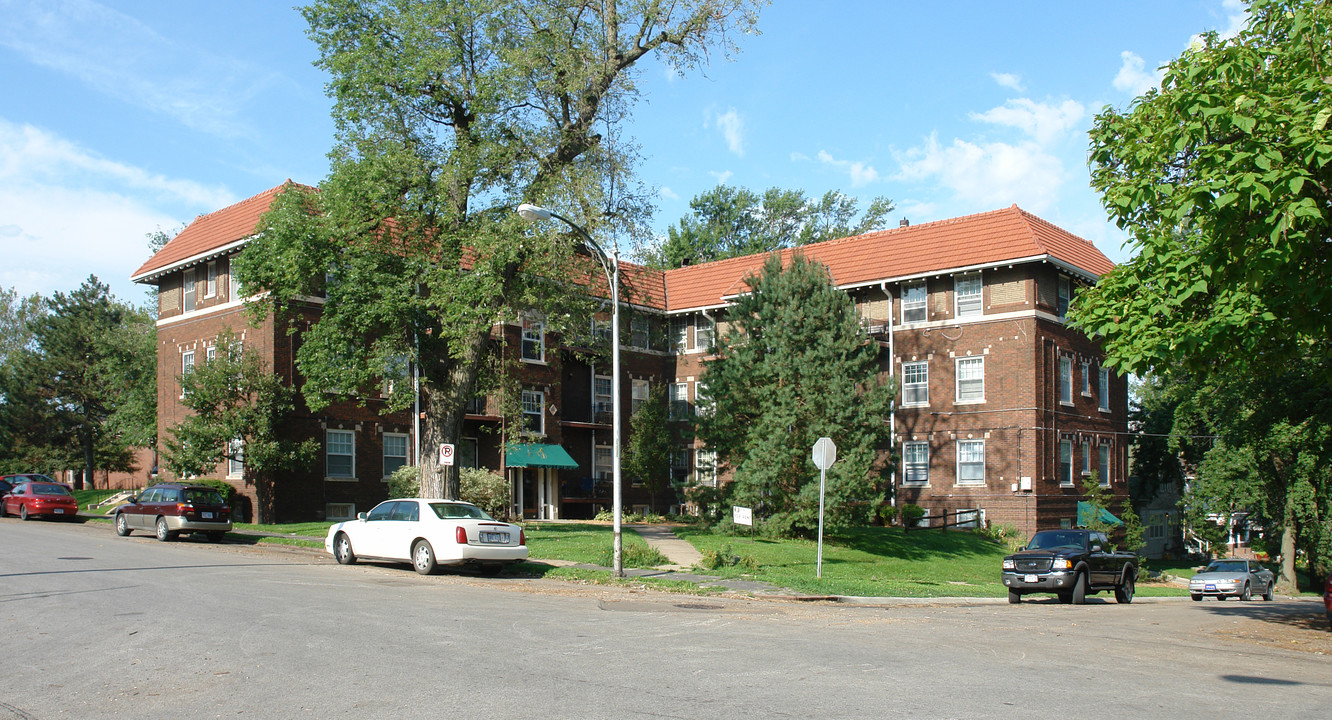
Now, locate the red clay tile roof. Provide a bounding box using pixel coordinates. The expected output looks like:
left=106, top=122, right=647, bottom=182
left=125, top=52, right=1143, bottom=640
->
left=661, top=205, right=1114, bottom=311
left=130, top=181, right=306, bottom=282
left=133, top=188, right=1111, bottom=315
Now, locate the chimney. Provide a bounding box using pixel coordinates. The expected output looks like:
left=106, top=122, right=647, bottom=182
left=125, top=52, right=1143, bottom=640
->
left=681, top=257, right=691, bottom=266
left=899, top=218, right=910, bottom=228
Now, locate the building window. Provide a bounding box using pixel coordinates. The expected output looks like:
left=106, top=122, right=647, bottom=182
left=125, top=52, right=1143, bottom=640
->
left=521, top=318, right=544, bottom=362
left=1081, top=361, right=1091, bottom=396
left=521, top=390, right=544, bottom=434
left=326, top=503, right=356, bottom=521
left=694, top=317, right=714, bottom=351
left=695, top=378, right=713, bottom=416
left=670, top=447, right=690, bottom=482
left=383, top=433, right=409, bottom=478
left=902, top=281, right=927, bottom=324
left=182, top=350, right=195, bottom=375
left=592, top=318, right=611, bottom=345
left=183, top=268, right=196, bottom=312
left=1099, top=443, right=1111, bottom=486
left=1059, top=356, right=1073, bottom=405
left=957, top=440, right=985, bottom=486
left=695, top=449, right=718, bottom=487
left=227, top=438, right=244, bottom=478
left=669, top=381, right=690, bottom=420
left=1098, top=367, right=1111, bottom=411
left=205, top=261, right=218, bottom=298
left=594, top=375, right=613, bottom=423
left=630, top=315, right=650, bottom=349
left=326, top=429, right=355, bottom=479
left=1057, top=275, right=1071, bottom=317
left=206, top=345, right=217, bottom=363
left=459, top=437, right=478, bottom=469
left=1059, top=439, right=1073, bottom=486
left=901, top=361, right=928, bottom=406
left=1081, top=440, right=1091, bottom=475
left=956, top=508, right=983, bottom=529
left=593, top=444, right=612, bottom=480
left=903, top=441, right=929, bottom=484
left=229, top=260, right=240, bottom=300
left=631, top=379, right=649, bottom=415
left=466, top=395, right=486, bottom=415
left=956, top=357, right=984, bottom=403
left=671, top=316, right=690, bottom=352
left=955, top=273, right=982, bottom=318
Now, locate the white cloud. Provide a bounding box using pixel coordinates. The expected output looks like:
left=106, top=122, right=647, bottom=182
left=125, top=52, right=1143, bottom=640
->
left=970, top=98, right=1085, bottom=146
left=709, top=170, right=733, bottom=185
left=1212, top=0, right=1248, bottom=40
left=894, top=133, right=1066, bottom=215
left=816, top=150, right=879, bottom=187
left=990, top=72, right=1024, bottom=92
left=0, top=118, right=235, bottom=300
left=0, top=0, right=281, bottom=137
left=658, top=186, right=679, bottom=201
left=1113, top=51, right=1165, bottom=97
left=703, top=106, right=746, bottom=157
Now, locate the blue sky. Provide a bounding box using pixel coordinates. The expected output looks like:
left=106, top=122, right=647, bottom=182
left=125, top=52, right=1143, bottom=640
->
left=0, top=0, right=1248, bottom=306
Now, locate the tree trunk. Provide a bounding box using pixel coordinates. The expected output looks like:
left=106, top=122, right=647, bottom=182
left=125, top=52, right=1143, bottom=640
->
left=419, top=329, right=490, bottom=500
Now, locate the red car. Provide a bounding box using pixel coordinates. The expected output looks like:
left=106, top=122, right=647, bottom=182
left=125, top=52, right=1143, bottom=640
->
left=1, top=480, right=79, bottom=521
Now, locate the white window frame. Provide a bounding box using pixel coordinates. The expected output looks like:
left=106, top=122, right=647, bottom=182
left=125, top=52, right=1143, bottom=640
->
left=695, top=449, right=718, bottom=487
left=227, top=438, right=244, bottom=478
left=521, top=389, right=545, bottom=435
left=180, top=350, right=195, bottom=399
left=183, top=268, right=196, bottom=312
left=903, top=441, right=929, bottom=485
left=631, top=379, right=649, bottom=415
left=957, top=440, right=985, bottom=486
left=630, top=315, right=650, bottom=349
left=954, top=273, right=982, bottom=318
left=901, top=361, right=928, bottom=407
left=326, top=429, right=356, bottom=479
left=1059, top=356, right=1073, bottom=405
left=1081, top=439, right=1091, bottom=476
left=1058, top=439, right=1073, bottom=486
left=694, top=317, right=714, bottom=351
left=1081, top=360, right=1092, bottom=396
left=521, top=317, right=545, bottom=363
left=326, top=503, right=356, bottom=521
left=382, top=432, right=409, bottom=479
left=902, top=281, right=927, bottom=324
left=1099, top=443, right=1111, bottom=486
left=206, top=345, right=217, bottom=363
left=593, top=444, right=613, bottom=480
left=955, top=357, right=984, bottom=404
left=229, top=260, right=240, bottom=300
left=1057, top=275, right=1071, bottom=317
left=593, top=375, right=613, bottom=421
left=205, top=260, right=218, bottom=298
left=1098, top=367, right=1111, bottom=411
left=669, top=381, right=690, bottom=420
left=671, top=315, right=690, bottom=353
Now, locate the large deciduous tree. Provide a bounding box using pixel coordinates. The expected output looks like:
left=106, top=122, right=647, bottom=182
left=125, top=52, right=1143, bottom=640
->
left=696, top=253, right=896, bottom=537
left=643, top=184, right=894, bottom=269
left=234, top=0, right=762, bottom=500
left=1074, top=0, right=1332, bottom=375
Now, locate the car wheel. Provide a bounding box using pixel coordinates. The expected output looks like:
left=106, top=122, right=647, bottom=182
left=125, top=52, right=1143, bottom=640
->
left=115, top=513, right=131, bottom=537
left=1240, top=583, right=1251, bottom=601
left=20, top=504, right=30, bottom=521
left=1217, top=594, right=1227, bottom=601
left=333, top=533, right=357, bottom=565
left=412, top=540, right=437, bottom=575
left=1057, top=592, right=1072, bottom=604
left=1007, top=589, right=1022, bottom=604
left=1191, top=594, right=1203, bottom=601
left=1115, top=573, right=1135, bottom=604
left=206, top=531, right=225, bottom=543
left=1072, top=571, right=1088, bottom=605
left=1263, top=583, right=1274, bottom=601
left=155, top=517, right=174, bottom=542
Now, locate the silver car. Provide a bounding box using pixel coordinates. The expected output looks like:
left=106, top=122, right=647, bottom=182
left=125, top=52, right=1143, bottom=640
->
left=1189, top=559, right=1275, bottom=601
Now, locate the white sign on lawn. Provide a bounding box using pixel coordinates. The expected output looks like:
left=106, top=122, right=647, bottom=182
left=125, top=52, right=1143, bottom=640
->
left=732, top=505, right=753, bottom=526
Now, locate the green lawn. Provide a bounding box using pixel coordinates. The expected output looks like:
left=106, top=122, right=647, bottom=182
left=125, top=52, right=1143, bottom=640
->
left=521, top=522, right=667, bottom=567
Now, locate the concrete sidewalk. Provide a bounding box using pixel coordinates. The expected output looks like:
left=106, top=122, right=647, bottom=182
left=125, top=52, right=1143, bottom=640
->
left=626, top=523, right=702, bottom=571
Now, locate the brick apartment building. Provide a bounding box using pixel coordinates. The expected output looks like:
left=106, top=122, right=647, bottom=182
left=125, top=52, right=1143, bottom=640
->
left=132, top=182, right=1126, bottom=534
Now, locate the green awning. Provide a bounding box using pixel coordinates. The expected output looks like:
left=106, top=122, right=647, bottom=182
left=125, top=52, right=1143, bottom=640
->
left=505, top=443, right=579, bottom=469
left=1077, top=501, right=1123, bottom=527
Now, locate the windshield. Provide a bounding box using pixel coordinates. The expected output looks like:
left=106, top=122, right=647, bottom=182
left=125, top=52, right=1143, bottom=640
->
left=32, top=483, right=72, bottom=496
left=1027, top=531, right=1087, bottom=551
left=429, top=503, right=492, bottom=521
left=1205, top=561, right=1249, bottom=573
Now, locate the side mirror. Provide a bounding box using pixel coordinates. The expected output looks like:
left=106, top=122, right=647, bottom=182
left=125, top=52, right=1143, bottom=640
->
left=1091, top=544, right=1103, bottom=553
left=357, top=512, right=368, bottom=521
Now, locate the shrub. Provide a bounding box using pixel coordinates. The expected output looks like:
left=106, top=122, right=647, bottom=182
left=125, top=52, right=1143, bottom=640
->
left=978, top=523, right=1027, bottom=552
left=598, top=542, right=669, bottom=569
left=899, top=503, right=926, bottom=528
left=460, top=467, right=510, bottom=519
left=699, top=543, right=757, bottom=571
left=385, top=464, right=420, bottom=499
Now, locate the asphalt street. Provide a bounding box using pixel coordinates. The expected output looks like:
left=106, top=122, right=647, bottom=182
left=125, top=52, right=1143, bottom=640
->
left=2, top=518, right=1329, bottom=719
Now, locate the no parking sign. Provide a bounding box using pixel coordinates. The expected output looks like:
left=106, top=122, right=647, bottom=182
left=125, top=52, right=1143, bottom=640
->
left=439, top=443, right=455, bottom=466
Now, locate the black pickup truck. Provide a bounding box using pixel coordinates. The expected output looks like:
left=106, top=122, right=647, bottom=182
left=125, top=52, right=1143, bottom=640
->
left=1001, top=529, right=1138, bottom=604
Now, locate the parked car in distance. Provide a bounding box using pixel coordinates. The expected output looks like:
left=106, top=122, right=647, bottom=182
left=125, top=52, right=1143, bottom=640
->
left=0, top=478, right=14, bottom=497
left=326, top=499, right=527, bottom=576
left=1, top=480, right=79, bottom=521
left=113, top=483, right=232, bottom=542
left=1188, top=559, right=1275, bottom=601
left=1001, top=529, right=1138, bottom=604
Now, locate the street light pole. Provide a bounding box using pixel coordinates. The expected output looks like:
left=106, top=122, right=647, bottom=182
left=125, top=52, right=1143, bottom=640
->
left=517, top=203, right=624, bottom=577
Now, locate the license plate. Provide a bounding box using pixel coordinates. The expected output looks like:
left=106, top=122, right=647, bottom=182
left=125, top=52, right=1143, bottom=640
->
left=202, top=511, right=214, bottom=519
left=1024, top=574, right=1038, bottom=583
left=54, top=509, right=65, bottom=514
left=480, top=532, right=509, bottom=544
left=1205, top=584, right=1216, bottom=591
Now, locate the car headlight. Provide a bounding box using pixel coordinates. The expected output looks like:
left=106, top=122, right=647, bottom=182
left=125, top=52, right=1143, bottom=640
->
left=1052, top=558, right=1072, bottom=570
left=1002, top=559, right=1015, bottom=570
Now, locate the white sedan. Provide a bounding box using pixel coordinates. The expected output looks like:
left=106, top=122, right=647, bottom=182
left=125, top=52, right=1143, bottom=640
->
left=325, top=499, right=527, bottom=575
